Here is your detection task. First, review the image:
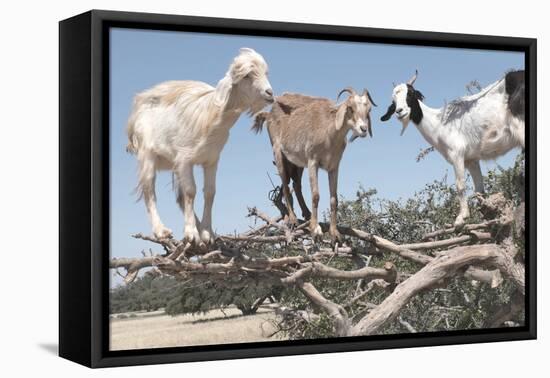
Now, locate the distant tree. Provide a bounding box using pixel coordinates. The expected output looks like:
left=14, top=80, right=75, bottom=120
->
left=165, top=280, right=281, bottom=316
left=110, top=275, right=180, bottom=314
left=110, top=272, right=282, bottom=316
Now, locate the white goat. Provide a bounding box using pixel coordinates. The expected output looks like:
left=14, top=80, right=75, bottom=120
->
left=252, top=88, right=376, bottom=241
left=127, top=48, right=274, bottom=243
left=380, top=70, right=525, bottom=226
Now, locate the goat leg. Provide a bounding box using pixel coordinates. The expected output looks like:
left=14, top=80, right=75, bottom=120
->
left=466, top=160, right=485, bottom=194
left=138, top=154, right=172, bottom=239
left=328, top=168, right=342, bottom=242
left=291, top=166, right=311, bottom=220
left=453, top=158, right=470, bottom=227
left=308, top=160, right=323, bottom=238
left=274, top=148, right=298, bottom=226
left=177, top=163, right=202, bottom=244
left=199, top=162, right=218, bottom=244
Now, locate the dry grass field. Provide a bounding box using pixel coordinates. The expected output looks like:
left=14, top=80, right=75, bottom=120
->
left=109, top=305, right=283, bottom=351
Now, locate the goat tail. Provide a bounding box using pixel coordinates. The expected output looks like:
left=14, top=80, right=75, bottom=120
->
left=251, top=111, right=268, bottom=134
left=125, top=105, right=141, bottom=154
left=126, top=134, right=138, bottom=154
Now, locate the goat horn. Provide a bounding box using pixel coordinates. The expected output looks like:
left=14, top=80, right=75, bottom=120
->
left=337, top=87, right=356, bottom=102
left=392, top=82, right=397, bottom=88
left=363, top=89, right=377, bottom=107
left=407, top=69, right=418, bottom=86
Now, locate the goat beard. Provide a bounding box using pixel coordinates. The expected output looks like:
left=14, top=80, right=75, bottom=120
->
left=247, top=98, right=271, bottom=116
left=400, top=118, right=410, bottom=136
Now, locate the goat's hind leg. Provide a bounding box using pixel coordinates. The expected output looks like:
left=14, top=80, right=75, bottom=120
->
left=138, top=154, right=172, bottom=239
left=452, top=158, right=470, bottom=227
left=466, top=160, right=485, bottom=194
left=289, top=164, right=311, bottom=221
left=273, top=147, right=298, bottom=226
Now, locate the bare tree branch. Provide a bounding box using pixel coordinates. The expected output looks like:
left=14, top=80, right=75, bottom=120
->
left=297, top=281, right=350, bottom=337
left=350, top=243, right=519, bottom=336
left=110, top=256, right=156, bottom=284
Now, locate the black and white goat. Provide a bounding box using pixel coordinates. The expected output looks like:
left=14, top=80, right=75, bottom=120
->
left=380, top=70, right=525, bottom=226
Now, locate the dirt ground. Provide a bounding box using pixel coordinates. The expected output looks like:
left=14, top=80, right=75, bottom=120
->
left=109, top=305, right=283, bottom=351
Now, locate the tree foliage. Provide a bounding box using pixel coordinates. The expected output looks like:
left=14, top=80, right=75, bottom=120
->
left=165, top=280, right=280, bottom=316
left=110, top=275, right=180, bottom=313
left=110, top=273, right=281, bottom=316
left=273, top=152, right=525, bottom=339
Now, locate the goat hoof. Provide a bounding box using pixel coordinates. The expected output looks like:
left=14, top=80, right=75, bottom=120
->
left=184, top=227, right=201, bottom=244
left=200, top=229, right=216, bottom=245
left=453, top=217, right=466, bottom=228
left=286, top=215, right=298, bottom=228
left=310, top=224, right=323, bottom=238
left=303, top=212, right=312, bottom=221
left=154, top=227, right=173, bottom=239
left=330, top=229, right=342, bottom=243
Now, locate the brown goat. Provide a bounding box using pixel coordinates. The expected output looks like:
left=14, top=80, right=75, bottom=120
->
left=252, top=88, right=376, bottom=241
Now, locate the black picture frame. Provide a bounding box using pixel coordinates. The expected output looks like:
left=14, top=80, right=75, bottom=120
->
left=59, top=9, right=537, bottom=368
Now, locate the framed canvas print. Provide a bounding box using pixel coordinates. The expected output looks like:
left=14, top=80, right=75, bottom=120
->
left=59, top=10, right=536, bottom=368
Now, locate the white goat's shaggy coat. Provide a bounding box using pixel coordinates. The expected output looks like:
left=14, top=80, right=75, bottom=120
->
left=381, top=71, right=524, bottom=226
left=127, top=48, right=273, bottom=242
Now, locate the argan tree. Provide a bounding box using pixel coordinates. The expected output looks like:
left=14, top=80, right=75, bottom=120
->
left=111, top=153, right=526, bottom=338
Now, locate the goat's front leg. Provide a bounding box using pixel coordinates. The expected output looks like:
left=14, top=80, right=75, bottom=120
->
left=453, top=158, right=470, bottom=227
left=176, top=163, right=201, bottom=244
left=328, top=167, right=341, bottom=242
left=466, top=160, right=485, bottom=194
left=308, top=160, right=322, bottom=238
left=199, top=162, right=217, bottom=244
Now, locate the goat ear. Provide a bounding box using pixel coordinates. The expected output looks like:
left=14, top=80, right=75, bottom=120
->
left=231, top=67, right=250, bottom=83
left=229, top=59, right=252, bottom=83
left=335, top=103, right=348, bottom=130
left=380, top=102, right=396, bottom=121
left=214, top=75, right=233, bottom=107
left=414, top=90, right=424, bottom=101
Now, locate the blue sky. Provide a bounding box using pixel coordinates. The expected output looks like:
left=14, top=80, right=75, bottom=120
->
left=109, top=27, right=524, bottom=271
